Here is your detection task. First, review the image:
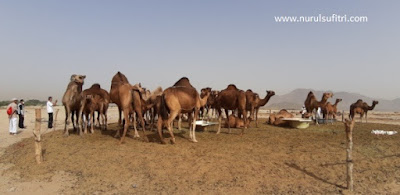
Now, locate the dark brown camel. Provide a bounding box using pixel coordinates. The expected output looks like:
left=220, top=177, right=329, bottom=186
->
left=157, top=77, right=201, bottom=144
left=349, top=100, right=379, bottom=123
left=245, top=89, right=257, bottom=121
left=254, top=90, right=275, bottom=127
left=62, top=74, right=86, bottom=136
left=109, top=72, right=147, bottom=143
left=215, top=84, right=247, bottom=135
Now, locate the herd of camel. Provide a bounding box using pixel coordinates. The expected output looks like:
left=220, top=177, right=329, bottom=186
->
left=61, top=72, right=379, bottom=144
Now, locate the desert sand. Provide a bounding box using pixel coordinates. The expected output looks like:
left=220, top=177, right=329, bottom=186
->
left=0, top=106, right=400, bottom=194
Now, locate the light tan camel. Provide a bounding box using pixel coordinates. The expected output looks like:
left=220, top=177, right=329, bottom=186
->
left=215, top=84, right=247, bottom=135
left=157, top=77, right=201, bottom=144
left=224, top=114, right=251, bottom=128
left=349, top=100, right=379, bottom=123
left=322, top=98, right=342, bottom=120
left=268, top=109, right=294, bottom=126
left=62, top=74, right=86, bottom=136
left=109, top=72, right=147, bottom=143
left=254, top=90, right=275, bottom=127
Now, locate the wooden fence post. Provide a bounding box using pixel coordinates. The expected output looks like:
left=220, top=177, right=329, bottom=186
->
left=344, top=119, right=355, bottom=191
left=53, top=109, right=59, bottom=130
left=34, top=109, right=43, bottom=164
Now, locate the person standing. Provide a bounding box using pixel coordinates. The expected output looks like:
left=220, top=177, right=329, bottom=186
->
left=7, top=98, right=19, bottom=135
left=47, top=96, right=57, bottom=129
left=17, top=99, right=25, bottom=129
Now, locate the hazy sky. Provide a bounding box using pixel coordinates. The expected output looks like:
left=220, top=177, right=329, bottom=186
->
left=1, top=0, right=399, bottom=101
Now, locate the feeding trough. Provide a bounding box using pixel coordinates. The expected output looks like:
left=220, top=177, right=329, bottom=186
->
left=281, top=118, right=312, bottom=129
left=195, top=120, right=219, bottom=131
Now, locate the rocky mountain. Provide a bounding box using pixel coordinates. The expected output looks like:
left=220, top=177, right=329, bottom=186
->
left=263, top=88, right=400, bottom=112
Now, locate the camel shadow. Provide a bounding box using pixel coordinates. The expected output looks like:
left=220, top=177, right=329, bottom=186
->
left=285, top=162, right=346, bottom=189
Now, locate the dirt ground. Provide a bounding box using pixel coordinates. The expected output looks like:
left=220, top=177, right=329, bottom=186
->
left=1, top=107, right=400, bottom=194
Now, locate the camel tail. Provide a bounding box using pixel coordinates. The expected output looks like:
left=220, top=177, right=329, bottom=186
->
left=159, top=94, right=169, bottom=120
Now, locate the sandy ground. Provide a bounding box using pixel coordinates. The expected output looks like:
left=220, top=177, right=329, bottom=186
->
left=0, top=107, right=400, bottom=194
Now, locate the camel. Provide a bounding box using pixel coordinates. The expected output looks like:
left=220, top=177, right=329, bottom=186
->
left=349, top=100, right=379, bottom=123
left=304, top=91, right=333, bottom=123
left=109, top=72, right=147, bottom=143
left=157, top=77, right=202, bottom=144
left=322, top=98, right=342, bottom=120
left=215, top=84, right=247, bottom=135
left=224, top=114, right=251, bottom=128
left=268, top=109, right=294, bottom=126
left=253, top=90, right=275, bottom=127
left=79, top=84, right=110, bottom=134
left=199, top=87, right=212, bottom=118
left=245, top=89, right=258, bottom=121
left=62, top=74, right=86, bottom=136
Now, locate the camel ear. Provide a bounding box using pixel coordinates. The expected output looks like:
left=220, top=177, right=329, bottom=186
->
left=70, top=74, right=77, bottom=81
left=82, top=75, right=86, bottom=79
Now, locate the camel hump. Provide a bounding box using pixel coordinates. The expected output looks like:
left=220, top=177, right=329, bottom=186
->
left=173, top=77, right=193, bottom=88
left=226, top=84, right=238, bottom=90
left=246, top=89, right=253, bottom=92
left=90, top=83, right=101, bottom=89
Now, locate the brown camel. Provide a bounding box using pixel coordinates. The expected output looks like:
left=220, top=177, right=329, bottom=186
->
left=157, top=77, right=201, bottom=144
left=322, top=98, right=342, bottom=120
left=224, top=114, right=252, bottom=128
left=109, top=72, right=147, bottom=143
left=268, top=109, right=294, bottom=126
left=79, top=84, right=110, bottom=134
left=199, top=87, right=212, bottom=118
left=62, top=74, right=86, bottom=136
left=215, top=84, right=247, bottom=135
left=349, top=100, right=379, bottom=123
left=254, top=90, right=275, bottom=127
left=245, top=89, right=258, bottom=121
left=304, top=91, right=334, bottom=113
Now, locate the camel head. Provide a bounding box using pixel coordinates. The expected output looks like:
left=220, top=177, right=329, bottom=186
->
left=372, top=100, right=379, bottom=105
left=322, top=92, right=333, bottom=101
left=200, top=87, right=211, bottom=98
left=266, top=90, right=275, bottom=96
left=336, top=98, right=343, bottom=103
left=70, top=74, right=86, bottom=85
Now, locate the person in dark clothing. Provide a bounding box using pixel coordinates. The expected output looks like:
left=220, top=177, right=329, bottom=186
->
left=18, top=99, right=25, bottom=128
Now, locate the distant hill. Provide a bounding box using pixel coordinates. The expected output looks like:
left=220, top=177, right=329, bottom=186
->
left=263, top=88, right=400, bottom=112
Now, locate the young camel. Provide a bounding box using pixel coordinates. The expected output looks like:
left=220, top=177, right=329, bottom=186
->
left=254, top=90, right=275, bottom=127
left=224, top=114, right=252, bottom=128
left=62, top=74, right=86, bottom=136
left=215, top=84, right=247, bottom=135
left=157, top=77, right=201, bottom=144
left=322, top=98, right=343, bottom=120
left=79, top=84, right=109, bottom=134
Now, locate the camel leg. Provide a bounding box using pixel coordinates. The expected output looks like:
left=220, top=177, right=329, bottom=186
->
left=178, top=114, right=182, bottom=131
left=135, top=109, right=148, bottom=142
left=255, top=108, right=259, bottom=128
left=132, top=113, right=140, bottom=138
left=188, top=113, right=193, bottom=140
left=192, top=109, right=199, bottom=142
left=118, top=106, right=122, bottom=126
left=225, top=110, right=231, bottom=134
left=167, top=110, right=179, bottom=144
left=64, top=107, right=70, bottom=136
left=241, top=108, right=246, bottom=136
left=150, top=109, right=155, bottom=131
left=157, top=117, right=166, bottom=144
left=366, top=113, right=368, bottom=123
left=119, top=109, right=130, bottom=144
left=90, top=112, right=95, bottom=134
left=217, top=109, right=222, bottom=134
